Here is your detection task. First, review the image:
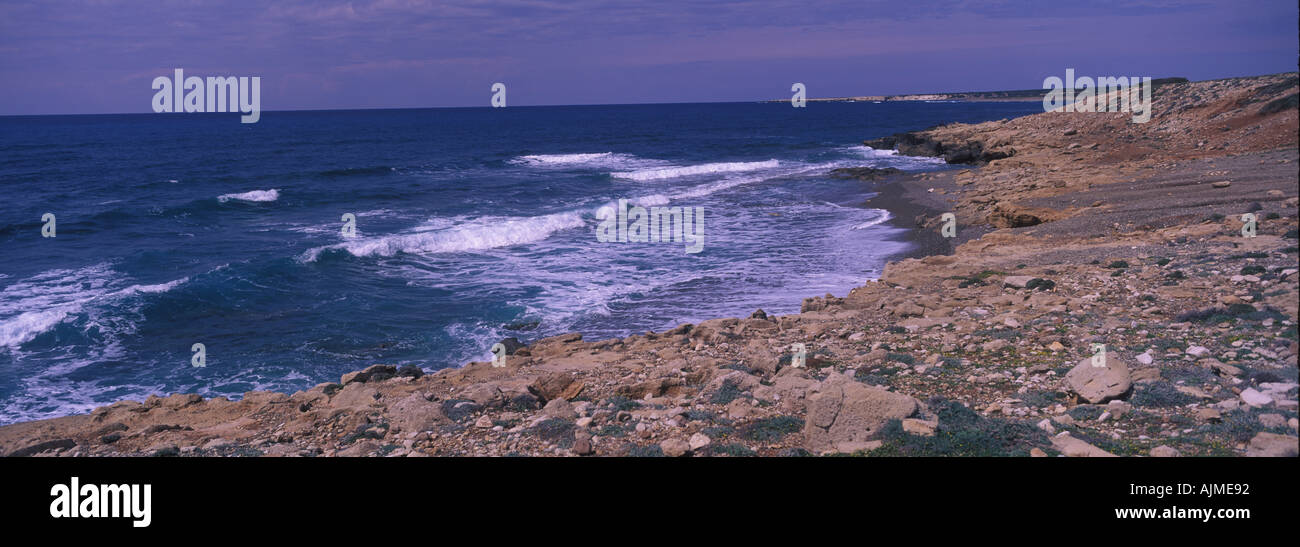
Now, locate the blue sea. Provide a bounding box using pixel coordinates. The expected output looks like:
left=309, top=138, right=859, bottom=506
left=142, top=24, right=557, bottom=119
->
left=0, top=101, right=1041, bottom=424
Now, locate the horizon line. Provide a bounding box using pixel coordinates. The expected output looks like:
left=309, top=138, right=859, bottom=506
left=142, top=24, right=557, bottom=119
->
left=3, top=70, right=1292, bottom=119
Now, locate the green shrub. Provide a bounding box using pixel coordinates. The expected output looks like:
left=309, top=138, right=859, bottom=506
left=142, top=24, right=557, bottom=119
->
left=628, top=444, right=663, bottom=457
left=606, top=395, right=642, bottom=411
left=710, top=379, right=745, bottom=405
left=738, top=416, right=804, bottom=442
left=529, top=418, right=576, bottom=448
left=1131, top=381, right=1195, bottom=408
left=864, top=398, right=1050, bottom=457
left=708, top=443, right=758, bottom=457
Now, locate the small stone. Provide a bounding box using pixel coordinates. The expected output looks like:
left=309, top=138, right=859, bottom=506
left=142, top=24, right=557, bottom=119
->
left=474, top=416, right=493, bottom=429
left=894, top=302, right=924, bottom=318
left=1150, top=445, right=1181, bottom=458
left=573, top=435, right=594, bottom=456
left=1136, top=352, right=1153, bottom=365
left=1196, top=408, right=1222, bottom=422
left=1051, top=433, right=1116, bottom=457
left=1186, top=345, right=1209, bottom=356
left=1003, top=276, right=1035, bottom=289
left=660, top=438, right=691, bottom=457
left=982, top=339, right=1010, bottom=352
left=1030, top=448, right=1048, bottom=457
left=688, top=433, right=712, bottom=451
left=1240, top=388, right=1273, bottom=407
left=1210, top=180, right=1231, bottom=188
left=1245, top=432, right=1298, bottom=457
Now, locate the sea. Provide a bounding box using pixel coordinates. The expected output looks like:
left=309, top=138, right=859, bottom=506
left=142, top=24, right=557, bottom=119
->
left=0, top=100, right=1042, bottom=424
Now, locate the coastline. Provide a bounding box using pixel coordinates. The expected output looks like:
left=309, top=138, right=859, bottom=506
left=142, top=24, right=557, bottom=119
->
left=2, top=72, right=1297, bottom=457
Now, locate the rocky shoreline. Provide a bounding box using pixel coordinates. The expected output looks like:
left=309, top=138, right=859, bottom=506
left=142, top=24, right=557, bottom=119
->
left=3, top=73, right=1298, bottom=457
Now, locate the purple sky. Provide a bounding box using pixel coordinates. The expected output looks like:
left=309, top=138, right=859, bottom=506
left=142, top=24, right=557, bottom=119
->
left=1, top=0, right=1296, bottom=115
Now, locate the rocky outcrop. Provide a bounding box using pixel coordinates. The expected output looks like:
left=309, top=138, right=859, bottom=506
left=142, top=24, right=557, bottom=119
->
left=828, top=167, right=904, bottom=181
left=863, top=131, right=1014, bottom=165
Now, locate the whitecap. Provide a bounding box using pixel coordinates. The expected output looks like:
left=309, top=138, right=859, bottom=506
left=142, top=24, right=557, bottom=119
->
left=612, top=159, right=779, bottom=181
left=301, top=211, right=587, bottom=261
left=218, top=189, right=280, bottom=202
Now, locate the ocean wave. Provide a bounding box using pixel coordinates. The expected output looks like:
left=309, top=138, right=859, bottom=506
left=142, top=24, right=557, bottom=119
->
left=844, top=145, right=946, bottom=166
left=0, top=310, right=70, bottom=348
left=510, top=152, right=666, bottom=171
left=301, top=211, right=587, bottom=261
left=0, top=263, right=188, bottom=349
left=850, top=209, right=893, bottom=229
left=218, top=189, right=280, bottom=203
left=612, top=160, right=780, bottom=181
left=513, top=152, right=622, bottom=165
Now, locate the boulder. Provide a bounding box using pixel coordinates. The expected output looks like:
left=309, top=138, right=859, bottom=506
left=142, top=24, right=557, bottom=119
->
left=1064, top=356, right=1131, bottom=403
left=387, top=393, right=448, bottom=433
left=660, top=438, right=691, bottom=457
left=541, top=398, right=578, bottom=420
left=803, top=376, right=919, bottom=454
left=529, top=372, right=576, bottom=402
left=340, top=364, right=398, bottom=385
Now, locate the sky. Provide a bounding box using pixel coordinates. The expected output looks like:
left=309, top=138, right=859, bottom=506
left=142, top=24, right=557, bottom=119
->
left=0, top=0, right=1296, bottom=115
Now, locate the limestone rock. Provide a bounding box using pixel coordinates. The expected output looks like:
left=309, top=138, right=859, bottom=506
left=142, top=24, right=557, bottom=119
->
left=1245, top=432, right=1298, bottom=457
left=803, top=377, right=919, bottom=454
left=1150, top=445, right=1181, bottom=457
left=660, top=438, right=690, bottom=457
left=388, top=393, right=448, bottom=433
left=1063, top=356, right=1131, bottom=403
left=1051, top=433, right=1116, bottom=457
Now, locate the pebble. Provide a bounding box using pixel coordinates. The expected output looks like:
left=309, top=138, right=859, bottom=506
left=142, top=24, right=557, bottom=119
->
left=1240, top=388, right=1273, bottom=407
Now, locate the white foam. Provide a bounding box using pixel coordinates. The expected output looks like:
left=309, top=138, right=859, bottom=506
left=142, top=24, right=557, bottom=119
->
left=511, top=152, right=666, bottom=170
left=0, top=310, right=69, bottom=348
left=612, top=160, right=779, bottom=181
left=218, top=189, right=280, bottom=203
left=302, top=211, right=587, bottom=260
left=850, top=209, right=893, bottom=230
left=0, top=263, right=188, bottom=349
left=845, top=145, right=946, bottom=166
left=513, top=153, right=620, bottom=165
